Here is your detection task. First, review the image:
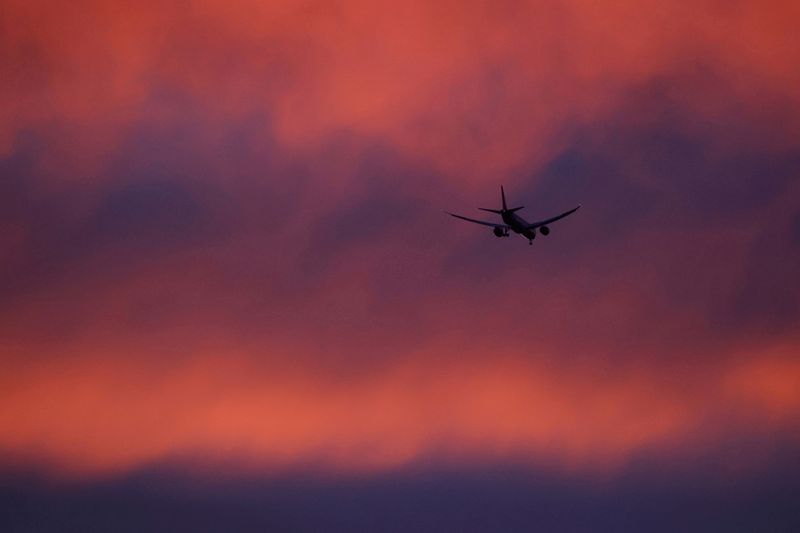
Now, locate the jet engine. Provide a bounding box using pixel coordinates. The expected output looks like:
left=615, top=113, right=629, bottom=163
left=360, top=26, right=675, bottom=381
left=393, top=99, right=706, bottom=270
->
left=540, top=226, right=550, bottom=236
left=493, top=227, right=505, bottom=237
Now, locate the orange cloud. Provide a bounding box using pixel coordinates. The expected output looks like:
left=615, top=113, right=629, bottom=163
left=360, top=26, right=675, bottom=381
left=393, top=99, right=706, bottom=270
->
left=2, top=0, right=799, bottom=180
left=1, top=0, right=799, bottom=483
left=1, top=340, right=797, bottom=478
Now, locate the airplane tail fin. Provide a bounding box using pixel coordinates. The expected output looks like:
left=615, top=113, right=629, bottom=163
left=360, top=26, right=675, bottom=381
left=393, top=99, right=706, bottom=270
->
left=480, top=186, right=523, bottom=213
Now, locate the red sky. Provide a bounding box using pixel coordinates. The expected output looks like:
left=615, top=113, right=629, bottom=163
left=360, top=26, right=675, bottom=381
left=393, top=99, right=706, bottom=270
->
left=1, top=0, right=799, bottom=483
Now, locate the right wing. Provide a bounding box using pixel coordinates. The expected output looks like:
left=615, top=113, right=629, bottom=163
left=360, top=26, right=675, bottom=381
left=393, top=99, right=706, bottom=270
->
left=526, top=205, right=581, bottom=229
left=446, top=212, right=509, bottom=229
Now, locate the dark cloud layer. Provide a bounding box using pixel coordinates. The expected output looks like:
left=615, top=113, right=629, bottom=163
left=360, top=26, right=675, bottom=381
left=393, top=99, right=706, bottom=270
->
left=4, top=455, right=800, bottom=533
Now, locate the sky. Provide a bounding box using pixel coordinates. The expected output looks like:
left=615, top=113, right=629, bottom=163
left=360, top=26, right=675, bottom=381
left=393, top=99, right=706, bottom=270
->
left=1, top=0, right=799, bottom=530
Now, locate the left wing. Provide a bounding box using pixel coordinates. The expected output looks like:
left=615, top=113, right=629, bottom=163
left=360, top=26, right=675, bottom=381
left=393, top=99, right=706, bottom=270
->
left=526, top=205, right=581, bottom=229
left=446, top=212, right=509, bottom=229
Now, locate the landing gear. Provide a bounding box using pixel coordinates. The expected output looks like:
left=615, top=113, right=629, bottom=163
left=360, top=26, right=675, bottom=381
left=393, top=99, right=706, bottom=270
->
left=528, top=239, right=532, bottom=245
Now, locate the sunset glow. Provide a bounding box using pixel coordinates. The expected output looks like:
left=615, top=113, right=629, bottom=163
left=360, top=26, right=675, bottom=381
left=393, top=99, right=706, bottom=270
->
left=1, top=1, right=799, bottom=530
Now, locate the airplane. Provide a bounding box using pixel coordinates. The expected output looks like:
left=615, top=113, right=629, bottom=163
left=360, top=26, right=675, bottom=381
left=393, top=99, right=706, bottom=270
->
left=446, top=186, right=580, bottom=245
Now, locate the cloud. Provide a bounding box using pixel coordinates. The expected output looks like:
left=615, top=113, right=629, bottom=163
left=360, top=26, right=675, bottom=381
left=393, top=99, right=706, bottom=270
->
left=2, top=1, right=799, bottom=176
left=1, top=340, right=798, bottom=478
left=0, top=0, right=798, bottom=479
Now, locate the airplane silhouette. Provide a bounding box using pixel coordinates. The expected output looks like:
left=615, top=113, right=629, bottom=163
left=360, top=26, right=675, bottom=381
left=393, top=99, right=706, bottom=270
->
left=447, top=186, right=580, bottom=245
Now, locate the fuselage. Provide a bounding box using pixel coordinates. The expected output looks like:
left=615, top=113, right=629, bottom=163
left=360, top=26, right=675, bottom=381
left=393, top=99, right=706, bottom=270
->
left=502, top=211, right=536, bottom=240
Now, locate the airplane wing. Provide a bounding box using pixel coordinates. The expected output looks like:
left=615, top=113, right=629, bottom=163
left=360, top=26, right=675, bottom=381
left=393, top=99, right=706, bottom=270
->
left=526, top=205, right=581, bottom=229
left=446, top=212, right=509, bottom=229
